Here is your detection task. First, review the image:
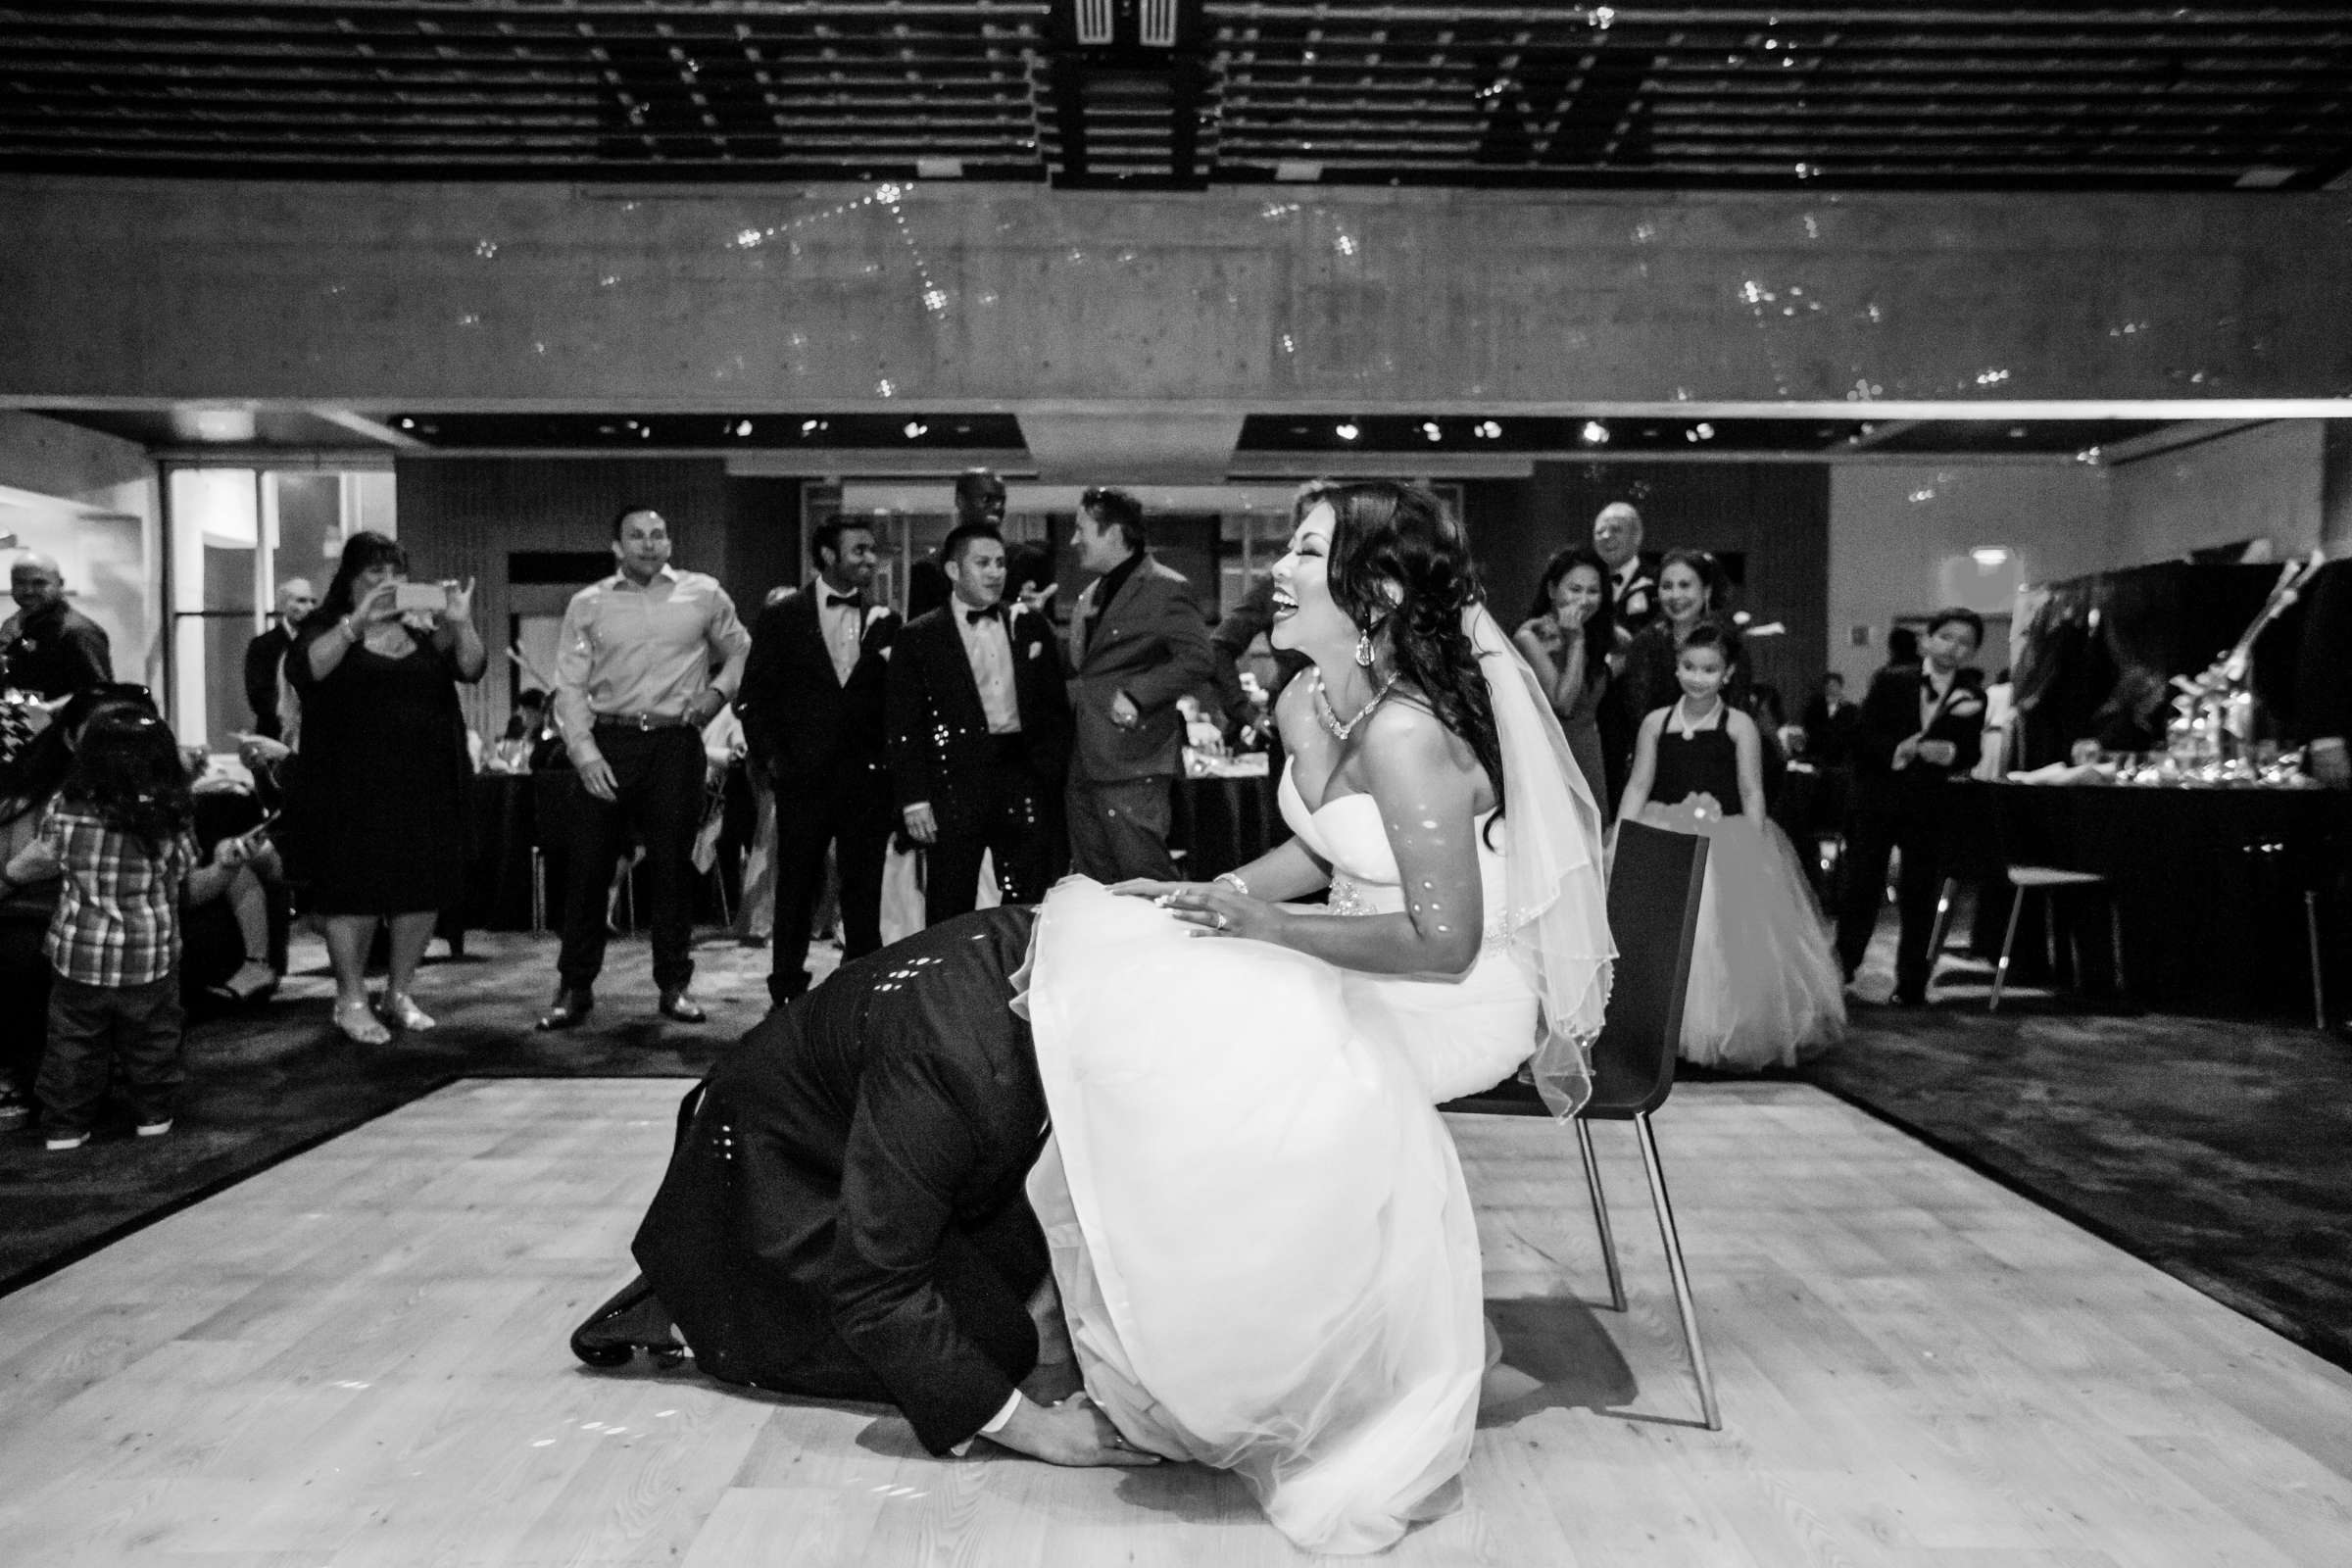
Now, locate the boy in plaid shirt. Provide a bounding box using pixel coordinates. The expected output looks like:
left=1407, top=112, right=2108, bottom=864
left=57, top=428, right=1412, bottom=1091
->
left=0, top=710, right=247, bottom=1150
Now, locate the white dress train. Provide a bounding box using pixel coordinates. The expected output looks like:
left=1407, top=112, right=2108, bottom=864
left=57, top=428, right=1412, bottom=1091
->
left=1020, top=763, right=1544, bottom=1555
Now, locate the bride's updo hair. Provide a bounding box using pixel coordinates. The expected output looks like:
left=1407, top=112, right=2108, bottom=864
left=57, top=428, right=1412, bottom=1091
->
left=1321, top=479, right=1505, bottom=820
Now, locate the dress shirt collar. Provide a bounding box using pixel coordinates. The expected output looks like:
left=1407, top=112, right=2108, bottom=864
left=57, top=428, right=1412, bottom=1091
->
left=1611, top=558, right=1643, bottom=590
left=608, top=564, right=680, bottom=593
left=1091, top=550, right=1146, bottom=616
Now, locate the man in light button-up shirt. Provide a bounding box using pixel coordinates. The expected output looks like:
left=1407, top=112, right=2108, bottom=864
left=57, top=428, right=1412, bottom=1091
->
left=541, top=507, right=750, bottom=1030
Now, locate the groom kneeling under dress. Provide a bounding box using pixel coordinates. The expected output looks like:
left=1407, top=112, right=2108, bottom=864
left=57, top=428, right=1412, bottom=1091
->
left=569, top=906, right=1153, bottom=1469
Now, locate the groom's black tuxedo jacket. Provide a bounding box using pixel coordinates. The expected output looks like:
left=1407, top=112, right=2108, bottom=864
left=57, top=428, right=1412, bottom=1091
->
left=631, top=907, right=1050, bottom=1453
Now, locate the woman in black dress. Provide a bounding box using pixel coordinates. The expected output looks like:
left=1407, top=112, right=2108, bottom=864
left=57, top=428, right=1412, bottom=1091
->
left=287, top=531, right=483, bottom=1044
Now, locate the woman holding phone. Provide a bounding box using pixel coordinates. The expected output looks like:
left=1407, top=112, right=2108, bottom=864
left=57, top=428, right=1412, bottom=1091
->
left=287, top=531, right=483, bottom=1044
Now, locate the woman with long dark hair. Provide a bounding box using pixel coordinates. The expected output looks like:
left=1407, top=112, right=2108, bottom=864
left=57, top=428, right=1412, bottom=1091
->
left=1613, top=547, right=1752, bottom=764
left=285, top=531, right=483, bottom=1044
left=1011, top=479, right=1612, bottom=1551
left=1513, top=544, right=1615, bottom=799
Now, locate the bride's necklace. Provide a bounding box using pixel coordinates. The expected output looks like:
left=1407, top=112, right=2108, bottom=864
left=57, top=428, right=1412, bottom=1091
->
left=1314, top=667, right=1399, bottom=741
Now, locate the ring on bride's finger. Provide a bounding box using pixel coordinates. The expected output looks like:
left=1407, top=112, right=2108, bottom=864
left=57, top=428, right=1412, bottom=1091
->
left=1214, top=912, right=1230, bottom=931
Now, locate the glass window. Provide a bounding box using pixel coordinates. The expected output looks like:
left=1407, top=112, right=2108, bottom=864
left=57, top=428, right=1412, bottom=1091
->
left=166, top=466, right=394, bottom=751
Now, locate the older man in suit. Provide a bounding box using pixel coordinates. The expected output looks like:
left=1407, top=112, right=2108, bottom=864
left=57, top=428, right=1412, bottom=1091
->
left=887, top=522, right=1071, bottom=924
left=1836, top=608, right=1987, bottom=1004
left=1061, top=487, right=1214, bottom=884
left=738, top=518, right=902, bottom=1008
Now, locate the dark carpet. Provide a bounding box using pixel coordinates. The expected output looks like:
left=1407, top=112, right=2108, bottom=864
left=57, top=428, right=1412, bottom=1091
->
left=0, top=929, right=795, bottom=1293
left=4, top=922, right=2349, bottom=1384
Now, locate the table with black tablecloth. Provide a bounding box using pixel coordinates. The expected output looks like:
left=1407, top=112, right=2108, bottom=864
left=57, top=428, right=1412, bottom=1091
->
left=466, top=771, right=540, bottom=931
left=1168, top=767, right=1283, bottom=884
left=464, top=766, right=746, bottom=934
left=1943, top=780, right=2352, bottom=1019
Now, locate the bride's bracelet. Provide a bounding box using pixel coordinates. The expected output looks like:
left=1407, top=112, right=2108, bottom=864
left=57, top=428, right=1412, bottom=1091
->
left=1213, top=871, right=1250, bottom=898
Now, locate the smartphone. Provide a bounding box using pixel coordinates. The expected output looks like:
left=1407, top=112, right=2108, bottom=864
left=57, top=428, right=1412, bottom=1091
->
left=393, top=581, right=448, bottom=614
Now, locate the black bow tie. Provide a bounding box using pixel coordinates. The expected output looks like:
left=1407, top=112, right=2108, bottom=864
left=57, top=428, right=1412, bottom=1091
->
left=826, top=593, right=860, bottom=610
left=965, top=606, right=1003, bottom=624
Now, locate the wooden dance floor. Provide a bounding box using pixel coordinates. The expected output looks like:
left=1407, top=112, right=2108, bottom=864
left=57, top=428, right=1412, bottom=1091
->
left=5, top=1079, right=2351, bottom=1566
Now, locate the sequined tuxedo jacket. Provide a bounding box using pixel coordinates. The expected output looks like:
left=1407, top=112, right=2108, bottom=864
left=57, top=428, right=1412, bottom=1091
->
left=629, top=907, right=1051, bottom=1455
left=884, top=603, right=1071, bottom=835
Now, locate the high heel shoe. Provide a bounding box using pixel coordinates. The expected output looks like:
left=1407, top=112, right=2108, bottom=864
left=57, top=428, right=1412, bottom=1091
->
left=334, top=1001, right=391, bottom=1046
left=381, top=992, right=437, bottom=1033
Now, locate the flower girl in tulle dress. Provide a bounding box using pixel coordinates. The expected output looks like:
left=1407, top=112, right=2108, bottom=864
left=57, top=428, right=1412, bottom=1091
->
left=1618, top=623, right=1844, bottom=1068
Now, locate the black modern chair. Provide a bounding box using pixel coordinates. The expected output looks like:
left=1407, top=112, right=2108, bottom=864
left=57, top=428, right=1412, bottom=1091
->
left=1441, top=818, right=1718, bottom=1429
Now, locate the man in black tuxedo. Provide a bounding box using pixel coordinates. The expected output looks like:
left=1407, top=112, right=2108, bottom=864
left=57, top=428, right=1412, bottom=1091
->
left=1592, top=501, right=1659, bottom=637
left=888, top=522, right=1071, bottom=924
left=1836, top=608, right=1987, bottom=1004
left=738, top=518, right=901, bottom=1008
left=569, top=907, right=1151, bottom=1469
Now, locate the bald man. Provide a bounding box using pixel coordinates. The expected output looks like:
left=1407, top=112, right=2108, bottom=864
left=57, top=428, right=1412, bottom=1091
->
left=243, top=577, right=316, bottom=740
left=1592, top=502, right=1657, bottom=635
left=1590, top=502, right=1656, bottom=813
left=2, top=554, right=113, bottom=703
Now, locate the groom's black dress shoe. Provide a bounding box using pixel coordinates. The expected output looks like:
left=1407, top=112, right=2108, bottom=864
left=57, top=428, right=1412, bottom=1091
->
left=536, top=987, right=594, bottom=1031
left=570, top=1275, right=685, bottom=1368
left=657, top=987, right=707, bottom=1023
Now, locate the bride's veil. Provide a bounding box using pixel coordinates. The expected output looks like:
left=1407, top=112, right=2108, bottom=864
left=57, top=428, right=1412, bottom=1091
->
left=1466, top=604, right=1615, bottom=1116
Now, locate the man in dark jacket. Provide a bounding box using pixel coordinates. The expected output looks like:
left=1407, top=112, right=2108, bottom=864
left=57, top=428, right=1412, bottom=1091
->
left=1061, top=488, right=1214, bottom=883
left=1835, top=609, right=1987, bottom=1004
left=570, top=907, right=1152, bottom=1469
left=241, top=578, right=315, bottom=740
left=887, top=522, right=1070, bottom=924
left=2, top=554, right=113, bottom=703
left=738, top=518, right=901, bottom=1007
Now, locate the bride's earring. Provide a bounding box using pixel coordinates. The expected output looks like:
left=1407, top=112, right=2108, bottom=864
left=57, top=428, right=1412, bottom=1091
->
left=1354, top=626, right=1375, bottom=667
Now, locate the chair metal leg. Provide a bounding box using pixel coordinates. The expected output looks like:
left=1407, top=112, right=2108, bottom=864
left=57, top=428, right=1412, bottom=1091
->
left=529, top=847, right=545, bottom=934
left=1990, top=885, right=2026, bottom=1012
left=1925, top=877, right=1959, bottom=995
left=1634, top=1111, right=1720, bottom=1431
left=712, top=864, right=733, bottom=929
left=1575, top=1118, right=1627, bottom=1313
left=2307, top=889, right=2327, bottom=1031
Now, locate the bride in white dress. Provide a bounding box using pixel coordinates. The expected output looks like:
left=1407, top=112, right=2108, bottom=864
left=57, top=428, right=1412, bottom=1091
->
left=1017, top=481, right=1613, bottom=1554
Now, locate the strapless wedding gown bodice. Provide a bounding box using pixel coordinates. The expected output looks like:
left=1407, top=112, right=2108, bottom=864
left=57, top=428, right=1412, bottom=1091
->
left=1018, top=763, right=1543, bottom=1553
left=1276, top=760, right=1538, bottom=1103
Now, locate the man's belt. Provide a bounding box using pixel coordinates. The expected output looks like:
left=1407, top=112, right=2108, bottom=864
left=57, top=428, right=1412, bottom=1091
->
left=593, top=711, right=698, bottom=732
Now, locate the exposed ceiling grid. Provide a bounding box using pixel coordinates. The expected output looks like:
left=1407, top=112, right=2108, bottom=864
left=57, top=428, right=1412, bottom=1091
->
left=0, top=3, right=2346, bottom=188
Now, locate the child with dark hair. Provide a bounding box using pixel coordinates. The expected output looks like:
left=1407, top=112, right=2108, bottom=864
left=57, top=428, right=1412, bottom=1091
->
left=1619, top=622, right=1844, bottom=1068
left=1, top=710, right=249, bottom=1149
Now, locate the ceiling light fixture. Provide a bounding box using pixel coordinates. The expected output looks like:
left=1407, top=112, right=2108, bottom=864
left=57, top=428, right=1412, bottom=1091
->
left=904, top=421, right=929, bottom=438
left=1335, top=421, right=1360, bottom=441
left=1581, top=419, right=1609, bottom=445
